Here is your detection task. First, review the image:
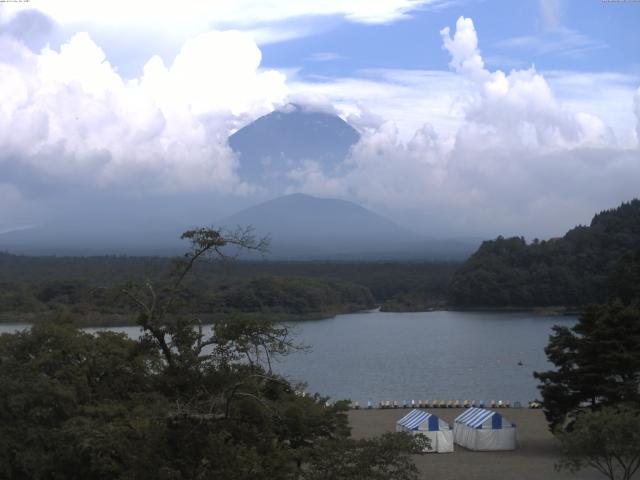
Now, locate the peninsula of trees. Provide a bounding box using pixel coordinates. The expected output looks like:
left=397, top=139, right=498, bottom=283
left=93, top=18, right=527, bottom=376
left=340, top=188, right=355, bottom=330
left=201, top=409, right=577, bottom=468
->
left=449, top=199, right=640, bottom=308
left=0, top=253, right=455, bottom=326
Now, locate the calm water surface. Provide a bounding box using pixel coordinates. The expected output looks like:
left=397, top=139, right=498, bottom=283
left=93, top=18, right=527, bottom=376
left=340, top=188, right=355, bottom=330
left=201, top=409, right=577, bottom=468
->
left=278, top=310, right=576, bottom=404
left=0, top=310, right=575, bottom=404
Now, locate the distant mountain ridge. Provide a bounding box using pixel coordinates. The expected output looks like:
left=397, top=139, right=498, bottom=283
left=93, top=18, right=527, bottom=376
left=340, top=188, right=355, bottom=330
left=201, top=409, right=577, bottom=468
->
left=220, top=193, right=477, bottom=260
left=220, top=193, right=416, bottom=258
left=229, top=105, right=360, bottom=191
left=448, top=199, right=640, bottom=307
left=0, top=192, right=478, bottom=259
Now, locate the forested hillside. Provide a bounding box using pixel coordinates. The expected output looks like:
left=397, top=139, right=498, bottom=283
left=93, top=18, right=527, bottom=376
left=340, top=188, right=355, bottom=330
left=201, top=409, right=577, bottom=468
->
left=0, top=254, right=456, bottom=324
left=0, top=274, right=374, bottom=325
left=448, top=199, right=640, bottom=307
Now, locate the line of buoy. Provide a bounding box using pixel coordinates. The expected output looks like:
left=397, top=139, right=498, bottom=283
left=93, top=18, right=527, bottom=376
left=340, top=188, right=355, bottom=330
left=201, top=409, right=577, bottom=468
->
left=343, top=399, right=542, bottom=409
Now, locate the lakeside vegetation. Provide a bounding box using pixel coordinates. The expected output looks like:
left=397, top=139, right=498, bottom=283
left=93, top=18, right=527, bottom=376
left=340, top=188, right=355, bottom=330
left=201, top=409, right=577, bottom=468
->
left=533, top=243, right=640, bottom=480
left=449, top=199, right=640, bottom=308
left=0, top=228, right=425, bottom=480
left=0, top=253, right=456, bottom=326
left=3, top=200, right=640, bottom=327
left=1, top=202, right=639, bottom=478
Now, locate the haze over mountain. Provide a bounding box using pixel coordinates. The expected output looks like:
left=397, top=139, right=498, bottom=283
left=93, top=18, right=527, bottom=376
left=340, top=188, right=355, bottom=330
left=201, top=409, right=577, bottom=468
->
left=220, top=193, right=478, bottom=260
left=0, top=221, right=186, bottom=256
left=0, top=192, right=477, bottom=259
left=229, top=104, right=360, bottom=192
left=1, top=6, right=638, bottom=249
left=0, top=103, right=487, bottom=259
left=0, top=107, right=363, bottom=256
left=3, top=73, right=634, bottom=256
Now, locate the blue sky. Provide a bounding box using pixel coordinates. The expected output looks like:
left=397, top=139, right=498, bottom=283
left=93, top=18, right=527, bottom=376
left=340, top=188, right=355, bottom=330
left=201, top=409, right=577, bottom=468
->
left=10, top=0, right=639, bottom=80
left=0, top=0, right=639, bottom=240
left=262, top=0, right=639, bottom=75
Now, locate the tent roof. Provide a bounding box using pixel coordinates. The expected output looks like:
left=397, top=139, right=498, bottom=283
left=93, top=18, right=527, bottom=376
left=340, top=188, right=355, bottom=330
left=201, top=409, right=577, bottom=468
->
left=454, top=408, right=513, bottom=429
left=397, top=409, right=445, bottom=431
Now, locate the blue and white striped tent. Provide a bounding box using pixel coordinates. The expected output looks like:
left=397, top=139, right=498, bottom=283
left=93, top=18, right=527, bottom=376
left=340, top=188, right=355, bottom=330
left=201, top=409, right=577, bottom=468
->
left=396, top=410, right=453, bottom=453
left=453, top=408, right=517, bottom=451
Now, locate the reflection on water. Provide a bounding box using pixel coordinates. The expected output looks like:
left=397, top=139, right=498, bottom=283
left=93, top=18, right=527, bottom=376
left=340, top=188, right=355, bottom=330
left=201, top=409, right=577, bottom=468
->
left=0, top=310, right=575, bottom=404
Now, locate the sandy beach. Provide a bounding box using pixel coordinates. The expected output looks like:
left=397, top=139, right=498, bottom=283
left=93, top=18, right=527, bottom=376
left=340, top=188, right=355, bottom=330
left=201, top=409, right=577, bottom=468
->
left=349, top=408, right=605, bottom=480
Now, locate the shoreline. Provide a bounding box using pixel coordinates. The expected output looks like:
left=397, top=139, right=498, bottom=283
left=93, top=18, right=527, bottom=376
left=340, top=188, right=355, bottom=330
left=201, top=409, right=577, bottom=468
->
left=0, top=305, right=581, bottom=328
left=382, top=305, right=582, bottom=316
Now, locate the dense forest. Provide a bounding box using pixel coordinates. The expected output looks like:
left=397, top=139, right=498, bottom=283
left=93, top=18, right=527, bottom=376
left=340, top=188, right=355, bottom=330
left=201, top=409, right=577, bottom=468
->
left=0, top=229, right=425, bottom=479
left=531, top=231, right=640, bottom=480
left=4, top=199, right=637, bottom=322
left=449, top=199, right=640, bottom=307
left=0, top=254, right=457, bottom=325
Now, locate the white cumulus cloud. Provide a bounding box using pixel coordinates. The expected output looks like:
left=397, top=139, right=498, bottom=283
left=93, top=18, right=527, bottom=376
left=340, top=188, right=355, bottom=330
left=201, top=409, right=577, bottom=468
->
left=1, top=11, right=638, bottom=239
left=441, top=16, right=614, bottom=150
left=0, top=29, right=288, bottom=194
left=290, top=16, right=640, bottom=237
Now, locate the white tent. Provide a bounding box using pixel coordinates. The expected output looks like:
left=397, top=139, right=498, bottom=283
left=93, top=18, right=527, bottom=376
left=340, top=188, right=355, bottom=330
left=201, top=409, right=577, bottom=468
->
left=453, top=407, right=517, bottom=451
left=396, top=409, right=454, bottom=453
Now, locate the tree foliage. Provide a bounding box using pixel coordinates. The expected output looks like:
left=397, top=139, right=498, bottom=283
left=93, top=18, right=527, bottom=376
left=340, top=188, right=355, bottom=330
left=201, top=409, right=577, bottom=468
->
left=535, top=235, right=640, bottom=436
left=449, top=199, right=640, bottom=307
left=303, top=433, right=427, bottom=480
left=556, top=405, right=640, bottom=480
left=534, top=301, right=640, bottom=429
left=0, top=321, right=164, bottom=479
left=0, top=228, right=423, bottom=480
left=0, top=251, right=458, bottom=326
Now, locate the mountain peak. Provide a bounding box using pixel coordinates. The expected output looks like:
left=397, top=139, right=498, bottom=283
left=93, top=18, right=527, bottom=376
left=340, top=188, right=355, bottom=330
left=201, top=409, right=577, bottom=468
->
left=228, top=106, right=360, bottom=191
left=220, top=194, right=420, bottom=259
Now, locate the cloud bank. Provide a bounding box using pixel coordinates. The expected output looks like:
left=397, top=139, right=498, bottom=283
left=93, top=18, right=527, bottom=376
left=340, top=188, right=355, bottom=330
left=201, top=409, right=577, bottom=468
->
left=290, top=17, right=640, bottom=237
left=0, top=12, right=638, bottom=239
left=0, top=28, right=287, bottom=197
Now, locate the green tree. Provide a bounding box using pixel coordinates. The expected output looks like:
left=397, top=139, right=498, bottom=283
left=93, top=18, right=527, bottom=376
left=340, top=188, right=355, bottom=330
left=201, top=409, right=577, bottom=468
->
left=0, top=320, right=163, bottom=479
left=534, top=301, right=640, bottom=429
left=302, top=433, right=426, bottom=480
left=609, top=249, right=640, bottom=306
left=556, top=405, right=640, bottom=480
left=0, top=227, right=424, bottom=480
left=449, top=199, right=640, bottom=308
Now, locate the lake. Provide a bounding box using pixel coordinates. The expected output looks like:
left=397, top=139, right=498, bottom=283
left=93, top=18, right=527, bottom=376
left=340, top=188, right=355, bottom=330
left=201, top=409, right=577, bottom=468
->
left=0, top=310, right=575, bottom=405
